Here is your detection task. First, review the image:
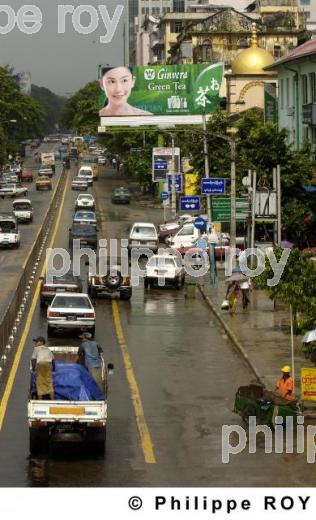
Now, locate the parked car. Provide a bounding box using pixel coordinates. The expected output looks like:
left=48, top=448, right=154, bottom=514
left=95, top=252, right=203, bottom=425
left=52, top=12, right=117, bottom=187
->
left=0, top=214, right=20, bottom=248
left=0, top=183, right=28, bottom=198
left=75, top=193, right=95, bottom=211
left=69, top=223, right=98, bottom=250
left=12, top=199, right=33, bottom=223
left=112, top=187, right=131, bottom=204
left=47, top=293, right=95, bottom=336
left=36, top=176, right=52, bottom=191
left=40, top=272, right=83, bottom=307
left=158, top=214, right=194, bottom=243
left=2, top=173, right=18, bottom=184
left=71, top=177, right=89, bottom=191
left=128, top=222, right=158, bottom=253
left=19, top=170, right=33, bottom=182
left=98, top=156, right=106, bottom=165
left=73, top=210, right=97, bottom=227
left=166, top=222, right=199, bottom=249
left=78, top=166, right=93, bottom=185
left=88, top=263, right=132, bottom=300
left=144, top=252, right=185, bottom=289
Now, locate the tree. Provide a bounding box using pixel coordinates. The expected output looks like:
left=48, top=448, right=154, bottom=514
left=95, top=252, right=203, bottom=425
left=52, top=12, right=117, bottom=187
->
left=0, top=67, right=46, bottom=163
left=254, top=247, right=316, bottom=332
left=60, top=82, right=99, bottom=134
left=31, top=85, right=66, bottom=134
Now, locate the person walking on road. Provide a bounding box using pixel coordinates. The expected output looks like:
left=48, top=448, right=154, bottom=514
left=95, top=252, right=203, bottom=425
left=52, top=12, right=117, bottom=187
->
left=31, top=337, right=55, bottom=400
left=78, top=332, right=104, bottom=392
left=240, top=278, right=250, bottom=309
left=275, top=365, right=294, bottom=400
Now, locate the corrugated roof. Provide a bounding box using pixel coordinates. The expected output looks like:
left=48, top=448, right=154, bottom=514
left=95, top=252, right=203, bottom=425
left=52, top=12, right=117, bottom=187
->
left=265, top=38, right=316, bottom=69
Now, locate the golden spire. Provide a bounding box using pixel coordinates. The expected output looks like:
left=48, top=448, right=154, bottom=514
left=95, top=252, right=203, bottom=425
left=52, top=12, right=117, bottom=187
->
left=251, top=23, right=258, bottom=48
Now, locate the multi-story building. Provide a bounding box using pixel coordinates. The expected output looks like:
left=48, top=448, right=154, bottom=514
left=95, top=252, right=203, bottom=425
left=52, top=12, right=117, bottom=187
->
left=298, top=0, right=316, bottom=32
left=265, top=38, right=316, bottom=150
left=167, top=7, right=303, bottom=67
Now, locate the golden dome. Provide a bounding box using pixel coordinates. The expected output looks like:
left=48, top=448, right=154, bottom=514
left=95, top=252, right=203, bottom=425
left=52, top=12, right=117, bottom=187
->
left=232, top=24, right=276, bottom=75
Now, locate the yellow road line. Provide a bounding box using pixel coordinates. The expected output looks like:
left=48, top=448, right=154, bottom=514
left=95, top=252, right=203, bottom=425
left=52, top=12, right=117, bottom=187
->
left=94, top=186, right=156, bottom=463
left=0, top=175, right=70, bottom=431
left=112, top=300, right=156, bottom=464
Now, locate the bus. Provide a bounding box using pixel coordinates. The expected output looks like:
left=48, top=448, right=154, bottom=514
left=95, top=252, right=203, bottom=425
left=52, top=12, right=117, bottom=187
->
left=78, top=153, right=99, bottom=180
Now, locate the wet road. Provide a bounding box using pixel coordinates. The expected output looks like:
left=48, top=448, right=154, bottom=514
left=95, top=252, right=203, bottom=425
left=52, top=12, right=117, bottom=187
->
left=0, top=144, right=62, bottom=317
left=0, top=167, right=316, bottom=487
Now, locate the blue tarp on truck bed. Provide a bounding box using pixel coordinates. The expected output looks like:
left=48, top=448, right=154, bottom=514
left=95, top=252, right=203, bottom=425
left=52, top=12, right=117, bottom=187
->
left=31, top=362, right=105, bottom=401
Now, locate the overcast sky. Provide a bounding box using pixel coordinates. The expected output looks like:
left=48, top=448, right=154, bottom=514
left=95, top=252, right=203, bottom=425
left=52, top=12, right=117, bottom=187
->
left=0, top=0, right=127, bottom=95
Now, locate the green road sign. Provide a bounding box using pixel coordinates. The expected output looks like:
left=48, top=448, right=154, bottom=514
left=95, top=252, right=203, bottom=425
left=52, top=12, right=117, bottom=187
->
left=212, top=197, right=248, bottom=222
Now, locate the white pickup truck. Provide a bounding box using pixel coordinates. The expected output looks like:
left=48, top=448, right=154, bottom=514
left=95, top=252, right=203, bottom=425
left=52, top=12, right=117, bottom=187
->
left=0, top=183, right=28, bottom=198
left=28, top=346, right=113, bottom=456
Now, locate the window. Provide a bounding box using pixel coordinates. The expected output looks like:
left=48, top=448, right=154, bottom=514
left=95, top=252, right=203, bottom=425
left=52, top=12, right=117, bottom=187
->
left=178, top=226, right=194, bottom=236
left=171, top=21, right=183, bottom=33
left=310, top=72, right=316, bottom=102
left=302, top=74, right=308, bottom=104
left=286, top=77, right=290, bottom=107
left=280, top=78, right=284, bottom=110
left=273, top=44, right=281, bottom=59
left=152, top=7, right=160, bottom=15
left=173, top=0, right=185, bottom=12
left=300, top=0, right=310, bottom=5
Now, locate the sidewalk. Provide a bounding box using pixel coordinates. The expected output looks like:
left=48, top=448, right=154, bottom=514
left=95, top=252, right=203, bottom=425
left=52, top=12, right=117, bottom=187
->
left=198, top=270, right=309, bottom=392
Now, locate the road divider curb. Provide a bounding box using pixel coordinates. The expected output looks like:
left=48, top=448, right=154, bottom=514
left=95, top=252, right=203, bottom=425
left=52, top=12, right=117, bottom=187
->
left=197, top=283, right=265, bottom=386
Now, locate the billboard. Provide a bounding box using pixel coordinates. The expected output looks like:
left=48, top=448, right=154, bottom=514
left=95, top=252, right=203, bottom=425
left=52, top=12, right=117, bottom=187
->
left=99, top=63, right=224, bottom=127
left=152, top=147, right=181, bottom=183
left=301, top=368, right=316, bottom=401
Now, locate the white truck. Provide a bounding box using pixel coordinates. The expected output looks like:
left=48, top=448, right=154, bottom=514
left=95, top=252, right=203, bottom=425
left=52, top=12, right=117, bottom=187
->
left=28, top=346, right=113, bottom=456
left=41, top=152, right=56, bottom=173
left=0, top=214, right=20, bottom=248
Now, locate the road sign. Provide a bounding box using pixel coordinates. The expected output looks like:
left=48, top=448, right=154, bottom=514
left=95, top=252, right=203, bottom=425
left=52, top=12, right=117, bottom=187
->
left=202, top=178, right=226, bottom=195
left=180, top=196, right=201, bottom=212
left=161, top=191, right=169, bottom=201
left=211, top=197, right=248, bottom=222
left=196, top=238, right=208, bottom=250
left=154, top=159, right=168, bottom=171
left=168, top=174, right=183, bottom=193
left=194, top=216, right=206, bottom=231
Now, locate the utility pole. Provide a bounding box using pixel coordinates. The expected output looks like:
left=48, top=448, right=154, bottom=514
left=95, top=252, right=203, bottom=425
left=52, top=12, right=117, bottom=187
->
left=230, top=138, right=237, bottom=253
left=277, top=164, right=282, bottom=245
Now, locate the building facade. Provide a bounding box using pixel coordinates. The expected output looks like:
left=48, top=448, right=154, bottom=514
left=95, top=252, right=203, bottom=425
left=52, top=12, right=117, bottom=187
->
left=266, top=39, right=316, bottom=149
left=298, top=0, right=316, bottom=32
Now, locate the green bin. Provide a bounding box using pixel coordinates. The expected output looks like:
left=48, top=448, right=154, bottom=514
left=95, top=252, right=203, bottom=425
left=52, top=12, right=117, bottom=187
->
left=184, top=276, right=197, bottom=299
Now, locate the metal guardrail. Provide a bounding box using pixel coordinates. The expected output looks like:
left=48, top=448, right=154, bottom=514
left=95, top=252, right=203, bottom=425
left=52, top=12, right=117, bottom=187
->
left=0, top=168, right=67, bottom=355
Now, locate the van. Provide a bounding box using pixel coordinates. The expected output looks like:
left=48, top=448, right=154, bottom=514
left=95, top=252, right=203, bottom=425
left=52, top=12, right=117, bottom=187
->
left=0, top=214, right=20, bottom=248
left=128, top=222, right=158, bottom=253
left=12, top=199, right=33, bottom=223
left=78, top=166, right=93, bottom=185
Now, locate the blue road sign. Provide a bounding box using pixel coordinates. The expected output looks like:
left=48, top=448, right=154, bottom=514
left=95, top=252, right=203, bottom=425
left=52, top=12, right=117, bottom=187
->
left=202, top=178, right=226, bottom=195
left=194, top=216, right=207, bottom=231
left=154, top=159, right=168, bottom=171
left=161, top=191, right=169, bottom=201
left=196, top=238, right=208, bottom=250
left=168, top=174, right=183, bottom=193
left=180, top=196, right=201, bottom=212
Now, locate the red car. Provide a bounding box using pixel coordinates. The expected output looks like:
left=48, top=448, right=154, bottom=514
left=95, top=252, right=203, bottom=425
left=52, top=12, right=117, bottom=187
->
left=19, top=170, right=33, bottom=182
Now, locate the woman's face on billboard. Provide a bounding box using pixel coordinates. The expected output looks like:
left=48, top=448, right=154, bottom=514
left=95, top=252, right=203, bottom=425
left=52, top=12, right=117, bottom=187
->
left=101, top=67, right=135, bottom=108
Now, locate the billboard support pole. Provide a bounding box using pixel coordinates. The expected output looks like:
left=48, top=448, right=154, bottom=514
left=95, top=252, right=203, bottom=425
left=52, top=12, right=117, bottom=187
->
left=277, top=163, right=282, bottom=246
left=171, top=134, right=176, bottom=218
left=202, top=113, right=212, bottom=230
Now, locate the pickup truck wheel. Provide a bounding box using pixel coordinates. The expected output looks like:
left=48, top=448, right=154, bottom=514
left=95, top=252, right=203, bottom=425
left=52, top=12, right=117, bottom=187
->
left=144, top=278, right=150, bottom=289
left=90, top=326, right=95, bottom=338
left=175, top=277, right=182, bottom=290
left=119, top=291, right=132, bottom=301
left=88, top=286, right=96, bottom=298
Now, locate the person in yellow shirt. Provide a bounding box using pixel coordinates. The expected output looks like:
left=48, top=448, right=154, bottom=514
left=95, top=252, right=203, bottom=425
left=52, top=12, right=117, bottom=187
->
left=275, top=365, right=294, bottom=401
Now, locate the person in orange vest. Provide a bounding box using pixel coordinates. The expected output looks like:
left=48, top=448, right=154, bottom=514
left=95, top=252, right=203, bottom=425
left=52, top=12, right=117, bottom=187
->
left=275, top=365, right=294, bottom=400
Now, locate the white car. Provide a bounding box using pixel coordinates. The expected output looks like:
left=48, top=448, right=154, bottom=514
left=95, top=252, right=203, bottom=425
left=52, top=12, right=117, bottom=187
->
left=73, top=210, right=97, bottom=227
left=0, top=214, right=20, bottom=248
left=98, top=156, right=106, bottom=165
left=128, top=222, right=158, bottom=253
left=0, top=183, right=28, bottom=198
left=166, top=222, right=199, bottom=248
left=47, top=293, right=95, bottom=336
left=12, top=199, right=33, bottom=223
left=78, top=166, right=93, bottom=185
left=144, top=253, right=185, bottom=289
left=75, top=193, right=95, bottom=210
left=71, top=177, right=89, bottom=191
